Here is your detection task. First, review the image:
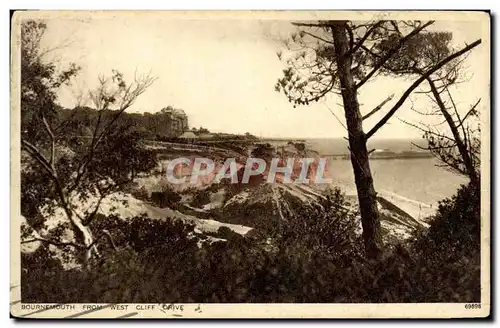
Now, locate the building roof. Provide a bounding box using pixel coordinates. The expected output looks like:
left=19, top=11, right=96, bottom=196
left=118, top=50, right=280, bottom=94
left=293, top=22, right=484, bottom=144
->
left=179, top=131, right=198, bottom=139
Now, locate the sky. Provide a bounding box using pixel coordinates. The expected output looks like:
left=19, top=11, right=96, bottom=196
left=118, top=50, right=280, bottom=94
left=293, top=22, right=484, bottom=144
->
left=37, top=12, right=489, bottom=139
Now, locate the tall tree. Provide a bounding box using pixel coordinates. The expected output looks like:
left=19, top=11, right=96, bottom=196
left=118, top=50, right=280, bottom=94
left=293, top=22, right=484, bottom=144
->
left=275, top=20, right=481, bottom=258
left=20, top=20, right=157, bottom=263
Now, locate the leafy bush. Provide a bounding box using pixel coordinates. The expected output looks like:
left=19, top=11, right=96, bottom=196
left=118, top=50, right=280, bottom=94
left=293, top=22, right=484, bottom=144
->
left=22, top=215, right=200, bottom=302
left=130, top=185, right=150, bottom=202
left=150, top=188, right=182, bottom=209
left=21, top=183, right=481, bottom=303
left=190, top=189, right=211, bottom=208
left=414, top=182, right=480, bottom=261
left=281, top=187, right=362, bottom=261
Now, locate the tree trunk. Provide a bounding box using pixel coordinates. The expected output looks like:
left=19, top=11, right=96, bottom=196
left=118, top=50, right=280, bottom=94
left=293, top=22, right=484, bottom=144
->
left=427, top=78, right=479, bottom=186
left=55, top=181, right=96, bottom=262
left=331, top=22, right=383, bottom=259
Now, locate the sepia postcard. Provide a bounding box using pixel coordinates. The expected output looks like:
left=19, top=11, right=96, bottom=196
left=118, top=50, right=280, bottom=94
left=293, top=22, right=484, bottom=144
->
left=10, top=10, right=491, bottom=319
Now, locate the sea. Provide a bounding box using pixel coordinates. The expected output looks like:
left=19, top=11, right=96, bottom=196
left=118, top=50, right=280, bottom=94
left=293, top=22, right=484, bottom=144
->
left=305, top=138, right=469, bottom=208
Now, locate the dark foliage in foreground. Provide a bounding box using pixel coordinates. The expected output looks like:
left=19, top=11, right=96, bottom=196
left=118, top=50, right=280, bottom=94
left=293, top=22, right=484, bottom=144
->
left=22, top=183, right=480, bottom=303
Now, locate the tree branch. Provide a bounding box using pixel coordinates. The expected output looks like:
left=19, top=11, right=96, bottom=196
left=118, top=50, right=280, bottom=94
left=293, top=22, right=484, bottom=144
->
left=362, top=93, right=394, bottom=120
left=457, top=98, right=481, bottom=128
left=292, top=22, right=335, bottom=28
left=347, top=21, right=384, bottom=57
left=21, top=139, right=55, bottom=179
left=21, top=237, right=84, bottom=249
left=401, top=118, right=456, bottom=142
left=85, top=229, right=118, bottom=251
left=300, top=30, right=334, bottom=45
left=102, top=229, right=118, bottom=251
left=444, top=83, right=468, bottom=144
left=355, top=21, right=435, bottom=89
left=22, top=137, right=85, bottom=242
left=412, top=142, right=456, bottom=151
left=365, top=39, right=482, bottom=140
left=82, top=185, right=114, bottom=226
left=69, top=73, right=156, bottom=193
left=41, top=114, right=56, bottom=166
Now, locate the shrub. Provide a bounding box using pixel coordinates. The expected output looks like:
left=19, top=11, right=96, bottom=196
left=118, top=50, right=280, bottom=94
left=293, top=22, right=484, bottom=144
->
left=279, top=187, right=364, bottom=266
left=22, top=215, right=200, bottom=303
left=214, top=226, right=244, bottom=242
left=21, top=183, right=481, bottom=303
left=414, top=182, right=480, bottom=261
left=191, top=189, right=211, bottom=208
left=130, top=186, right=150, bottom=202
left=150, top=188, right=182, bottom=209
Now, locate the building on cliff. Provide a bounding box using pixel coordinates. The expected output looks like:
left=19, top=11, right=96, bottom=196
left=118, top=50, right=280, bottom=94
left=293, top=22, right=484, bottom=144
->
left=160, top=106, right=189, bottom=136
